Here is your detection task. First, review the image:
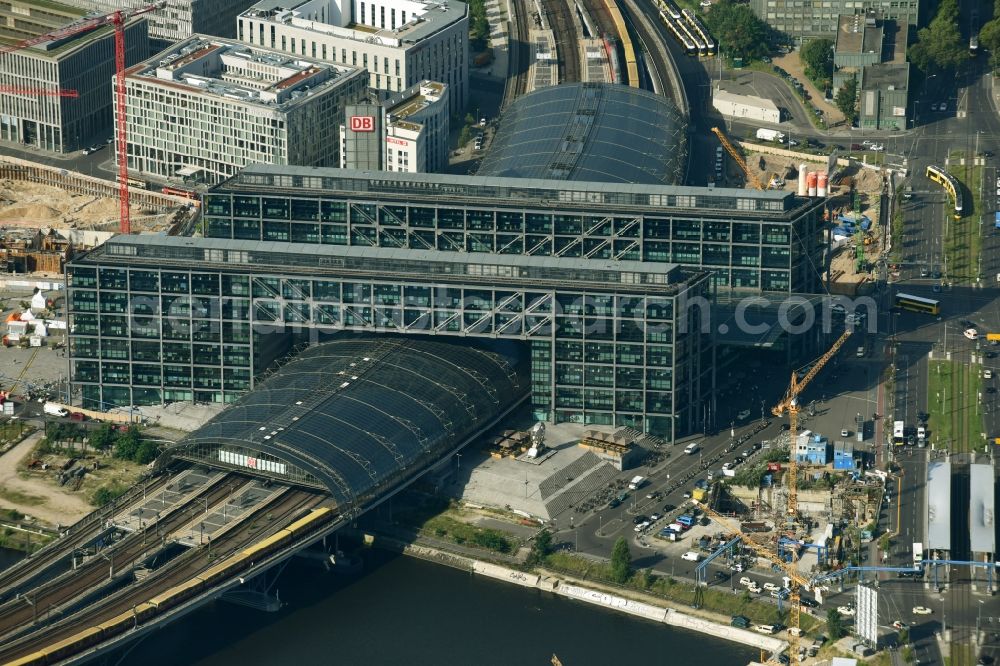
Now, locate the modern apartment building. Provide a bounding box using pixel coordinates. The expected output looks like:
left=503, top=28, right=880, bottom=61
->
left=119, top=36, right=367, bottom=185
left=0, top=0, right=148, bottom=152
left=340, top=80, right=449, bottom=173
left=67, top=235, right=713, bottom=441
left=202, top=166, right=827, bottom=294
left=750, top=0, right=920, bottom=41
left=237, top=0, right=468, bottom=113
left=61, top=0, right=258, bottom=47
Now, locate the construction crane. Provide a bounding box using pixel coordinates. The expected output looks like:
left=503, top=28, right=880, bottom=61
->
left=0, top=2, right=163, bottom=235
left=711, top=126, right=766, bottom=190
left=0, top=87, right=78, bottom=97
left=771, top=327, right=853, bottom=518
left=695, top=500, right=814, bottom=663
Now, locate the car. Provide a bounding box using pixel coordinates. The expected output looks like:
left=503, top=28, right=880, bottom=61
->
left=893, top=620, right=906, bottom=630
left=941, top=101, right=949, bottom=111
left=82, top=146, right=93, bottom=155
left=731, top=614, right=751, bottom=628
left=734, top=456, right=745, bottom=464
left=634, top=521, right=651, bottom=532
left=912, top=606, right=933, bottom=615
left=722, top=462, right=734, bottom=471
left=961, top=319, right=977, bottom=329
left=837, top=605, right=856, bottom=616
left=841, top=428, right=851, bottom=437
left=646, top=490, right=662, bottom=500
left=715, top=571, right=728, bottom=580
left=987, top=387, right=997, bottom=394
left=737, top=409, right=751, bottom=420
left=799, top=597, right=818, bottom=608
left=747, top=583, right=762, bottom=593
left=788, top=139, right=798, bottom=147
left=633, top=515, right=649, bottom=524
left=763, top=582, right=780, bottom=591
left=978, top=654, right=994, bottom=665
left=662, top=503, right=677, bottom=512
left=931, top=103, right=940, bottom=111
left=730, top=563, right=744, bottom=572
left=650, top=513, right=661, bottom=521
left=751, top=442, right=762, bottom=451
left=931, top=269, right=942, bottom=279
left=985, top=369, right=993, bottom=379
left=682, top=491, right=692, bottom=499
left=933, top=283, right=942, bottom=293
left=920, top=267, right=929, bottom=277
left=981, top=151, right=994, bottom=158
left=741, top=448, right=753, bottom=458
left=987, top=352, right=997, bottom=359
left=965, top=328, right=979, bottom=340
left=861, top=140, right=874, bottom=146
left=684, top=442, right=700, bottom=455
left=870, top=144, right=885, bottom=152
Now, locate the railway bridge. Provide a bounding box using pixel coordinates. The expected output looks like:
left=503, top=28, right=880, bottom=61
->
left=0, top=336, right=528, bottom=666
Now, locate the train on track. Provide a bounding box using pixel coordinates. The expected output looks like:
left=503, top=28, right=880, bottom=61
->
left=925, top=164, right=964, bottom=220
left=4, top=507, right=335, bottom=666
left=655, top=0, right=716, bottom=57
left=601, top=0, right=639, bottom=87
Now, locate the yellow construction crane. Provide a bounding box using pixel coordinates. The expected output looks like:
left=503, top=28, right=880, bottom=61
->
left=711, top=126, right=766, bottom=190
left=695, top=500, right=814, bottom=663
left=771, top=328, right=853, bottom=518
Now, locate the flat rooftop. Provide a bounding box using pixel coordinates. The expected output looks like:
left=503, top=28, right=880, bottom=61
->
left=0, top=0, right=115, bottom=55
left=970, top=463, right=995, bottom=554
left=240, top=0, right=467, bottom=48
left=836, top=14, right=882, bottom=55
left=216, top=165, right=818, bottom=219
left=129, top=35, right=361, bottom=109
left=926, top=460, right=951, bottom=551
left=387, top=81, right=446, bottom=121
left=79, top=235, right=707, bottom=295
left=862, top=63, right=908, bottom=91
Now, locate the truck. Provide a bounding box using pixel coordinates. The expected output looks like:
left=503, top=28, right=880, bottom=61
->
left=43, top=402, right=68, bottom=417
left=756, top=128, right=785, bottom=143
left=628, top=475, right=646, bottom=491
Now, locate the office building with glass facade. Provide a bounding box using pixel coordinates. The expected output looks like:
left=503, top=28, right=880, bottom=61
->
left=750, top=0, right=919, bottom=41
left=66, top=235, right=713, bottom=441
left=202, top=166, right=826, bottom=294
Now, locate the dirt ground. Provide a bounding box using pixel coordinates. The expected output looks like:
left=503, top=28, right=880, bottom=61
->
left=0, top=432, right=92, bottom=526
left=771, top=52, right=845, bottom=125
left=0, top=180, right=173, bottom=231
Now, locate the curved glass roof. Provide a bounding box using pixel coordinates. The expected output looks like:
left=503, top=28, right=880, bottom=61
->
left=478, top=83, right=688, bottom=185
left=168, top=337, right=528, bottom=512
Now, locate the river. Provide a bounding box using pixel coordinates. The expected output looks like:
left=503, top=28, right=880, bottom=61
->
left=0, top=547, right=756, bottom=665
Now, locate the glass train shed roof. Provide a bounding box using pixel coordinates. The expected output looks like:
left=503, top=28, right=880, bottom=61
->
left=477, top=83, right=688, bottom=185
left=166, top=336, right=527, bottom=512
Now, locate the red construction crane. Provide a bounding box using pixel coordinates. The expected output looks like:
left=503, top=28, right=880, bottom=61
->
left=0, top=87, right=78, bottom=97
left=0, top=3, right=162, bottom=234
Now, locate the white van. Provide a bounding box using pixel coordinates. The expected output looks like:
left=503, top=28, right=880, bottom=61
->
left=684, top=442, right=700, bottom=455
left=681, top=551, right=701, bottom=562
left=753, top=624, right=777, bottom=635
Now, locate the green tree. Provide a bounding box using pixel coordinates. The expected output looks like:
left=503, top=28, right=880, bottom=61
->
left=528, top=529, right=553, bottom=565
left=835, top=75, right=858, bottom=124
left=134, top=439, right=160, bottom=465
left=114, top=426, right=141, bottom=461
left=826, top=608, right=846, bottom=639
left=88, top=424, right=115, bottom=452
left=907, top=0, right=966, bottom=73
left=981, top=18, right=1000, bottom=66
left=467, top=0, right=490, bottom=51
left=703, top=0, right=772, bottom=63
left=800, top=38, right=834, bottom=87
left=610, top=537, right=632, bottom=584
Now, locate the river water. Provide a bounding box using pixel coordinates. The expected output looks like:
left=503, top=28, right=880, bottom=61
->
left=0, top=548, right=755, bottom=665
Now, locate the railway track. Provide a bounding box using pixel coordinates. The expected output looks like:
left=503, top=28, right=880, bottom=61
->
left=541, top=0, right=581, bottom=83
left=0, top=474, right=241, bottom=638
left=501, top=0, right=531, bottom=109
left=0, top=473, right=176, bottom=598
left=0, top=488, right=323, bottom=663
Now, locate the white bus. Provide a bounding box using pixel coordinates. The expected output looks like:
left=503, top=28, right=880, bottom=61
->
left=893, top=421, right=905, bottom=446
left=912, top=542, right=923, bottom=566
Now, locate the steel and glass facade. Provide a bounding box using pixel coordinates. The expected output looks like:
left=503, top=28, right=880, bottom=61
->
left=202, top=166, right=826, bottom=294
left=67, top=236, right=713, bottom=441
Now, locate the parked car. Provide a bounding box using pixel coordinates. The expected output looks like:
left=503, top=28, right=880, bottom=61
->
left=837, top=605, right=856, bottom=616
left=763, top=582, right=780, bottom=592
left=737, top=409, right=751, bottom=420
left=912, top=606, right=933, bottom=615
left=799, top=597, right=819, bottom=608
left=739, top=576, right=753, bottom=587
left=841, top=428, right=851, bottom=437
left=747, top=583, right=762, bottom=593
left=892, top=620, right=906, bottom=630
left=965, top=328, right=979, bottom=340
left=634, top=521, right=651, bottom=532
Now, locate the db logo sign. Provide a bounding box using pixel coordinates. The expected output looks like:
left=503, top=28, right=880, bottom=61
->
left=350, top=116, right=375, bottom=132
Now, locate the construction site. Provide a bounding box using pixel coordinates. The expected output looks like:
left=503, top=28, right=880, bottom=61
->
left=713, top=127, right=888, bottom=298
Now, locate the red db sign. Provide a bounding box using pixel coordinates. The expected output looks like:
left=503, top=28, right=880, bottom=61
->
left=350, top=116, right=375, bottom=132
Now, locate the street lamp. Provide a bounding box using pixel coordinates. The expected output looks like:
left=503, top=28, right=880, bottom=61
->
left=978, top=599, right=985, bottom=642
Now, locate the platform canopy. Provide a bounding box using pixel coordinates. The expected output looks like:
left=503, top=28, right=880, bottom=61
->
left=926, top=461, right=951, bottom=552
left=970, top=463, right=995, bottom=554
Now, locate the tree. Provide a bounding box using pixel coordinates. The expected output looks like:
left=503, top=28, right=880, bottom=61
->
left=528, top=529, right=553, bottom=565
left=88, top=424, right=115, bottom=452
left=826, top=608, right=846, bottom=639
left=134, top=439, right=160, bottom=465
left=800, top=38, right=834, bottom=87
left=835, top=75, right=858, bottom=125
left=907, top=0, right=966, bottom=73
left=703, top=0, right=772, bottom=63
left=610, top=537, right=632, bottom=584
left=980, top=18, right=1000, bottom=66
left=114, top=426, right=141, bottom=461
left=467, top=0, right=490, bottom=52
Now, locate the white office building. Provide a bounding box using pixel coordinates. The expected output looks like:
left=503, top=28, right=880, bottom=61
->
left=340, top=80, right=448, bottom=173
left=63, top=0, right=260, bottom=46
left=238, top=0, right=468, bottom=113
left=119, top=35, right=367, bottom=185
left=0, top=0, right=148, bottom=153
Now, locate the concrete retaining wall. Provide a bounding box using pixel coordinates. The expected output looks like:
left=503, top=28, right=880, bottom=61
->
left=664, top=609, right=784, bottom=652
left=472, top=561, right=540, bottom=588
left=557, top=583, right=668, bottom=622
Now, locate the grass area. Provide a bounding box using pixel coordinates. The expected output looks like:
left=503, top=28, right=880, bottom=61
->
left=0, top=486, right=45, bottom=506
left=890, top=191, right=904, bottom=264
left=927, top=360, right=985, bottom=454
left=544, top=551, right=820, bottom=635
left=422, top=514, right=516, bottom=554
left=949, top=642, right=974, bottom=666
left=0, top=527, right=52, bottom=553
left=0, top=420, right=32, bottom=445
left=945, top=153, right=984, bottom=283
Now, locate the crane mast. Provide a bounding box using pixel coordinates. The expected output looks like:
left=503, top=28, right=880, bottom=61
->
left=711, top=126, right=766, bottom=190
